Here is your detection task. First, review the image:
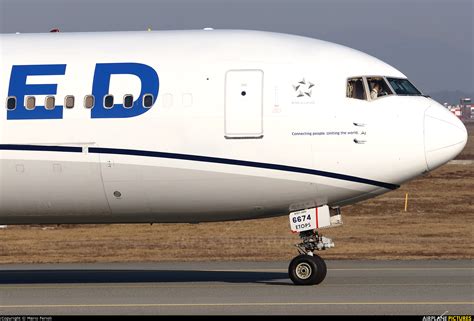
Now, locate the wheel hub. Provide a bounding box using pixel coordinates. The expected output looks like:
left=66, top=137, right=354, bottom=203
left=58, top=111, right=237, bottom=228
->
left=295, top=262, right=312, bottom=280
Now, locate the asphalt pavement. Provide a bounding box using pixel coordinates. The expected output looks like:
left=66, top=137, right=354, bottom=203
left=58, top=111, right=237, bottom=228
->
left=0, top=260, right=472, bottom=315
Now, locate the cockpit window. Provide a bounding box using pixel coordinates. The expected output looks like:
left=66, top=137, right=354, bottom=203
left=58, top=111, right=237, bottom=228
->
left=347, top=76, right=421, bottom=101
left=386, top=78, right=422, bottom=96
left=346, top=77, right=367, bottom=100
left=366, top=77, right=393, bottom=100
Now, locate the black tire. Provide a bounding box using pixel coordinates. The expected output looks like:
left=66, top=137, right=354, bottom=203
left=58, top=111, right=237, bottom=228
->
left=288, top=254, right=327, bottom=285
left=311, top=254, right=327, bottom=284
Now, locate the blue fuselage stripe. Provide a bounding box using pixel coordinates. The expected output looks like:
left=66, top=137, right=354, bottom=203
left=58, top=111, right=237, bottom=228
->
left=0, top=144, right=82, bottom=153
left=0, top=144, right=399, bottom=190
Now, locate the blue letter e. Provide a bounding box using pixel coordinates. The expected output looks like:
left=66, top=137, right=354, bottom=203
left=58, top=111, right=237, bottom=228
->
left=7, top=64, right=66, bottom=120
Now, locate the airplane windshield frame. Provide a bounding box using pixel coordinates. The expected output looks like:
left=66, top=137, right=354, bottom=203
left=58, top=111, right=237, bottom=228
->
left=366, top=76, right=394, bottom=100
left=386, top=77, right=422, bottom=96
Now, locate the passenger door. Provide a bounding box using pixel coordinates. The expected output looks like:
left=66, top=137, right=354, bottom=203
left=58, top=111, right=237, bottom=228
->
left=224, top=70, right=264, bottom=139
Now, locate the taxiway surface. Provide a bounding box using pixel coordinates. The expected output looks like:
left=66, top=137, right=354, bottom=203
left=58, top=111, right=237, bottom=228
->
left=0, top=260, right=472, bottom=315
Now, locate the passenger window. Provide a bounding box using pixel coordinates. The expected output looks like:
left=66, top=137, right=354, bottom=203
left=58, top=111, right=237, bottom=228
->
left=366, top=77, right=393, bottom=100
left=123, top=94, right=133, bottom=108
left=6, top=96, right=16, bottom=110
left=26, top=96, right=36, bottom=110
left=346, top=78, right=367, bottom=100
left=65, top=95, right=75, bottom=109
left=45, top=96, right=55, bottom=110
left=182, top=93, right=193, bottom=107
left=143, top=94, right=154, bottom=108
left=163, top=93, right=173, bottom=108
left=84, top=95, right=95, bottom=109
left=104, top=95, right=114, bottom=109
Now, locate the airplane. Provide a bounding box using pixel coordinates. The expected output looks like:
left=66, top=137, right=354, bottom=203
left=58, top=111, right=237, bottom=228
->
left=0, top=29, right=468, bottom=285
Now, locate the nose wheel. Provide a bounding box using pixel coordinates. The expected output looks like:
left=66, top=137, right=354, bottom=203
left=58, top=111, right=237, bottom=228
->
left=288, top=230, right=332, bottom=285
left=289, top=254, right=327, bottom=285
left=288, top=207, right=339, bottom=285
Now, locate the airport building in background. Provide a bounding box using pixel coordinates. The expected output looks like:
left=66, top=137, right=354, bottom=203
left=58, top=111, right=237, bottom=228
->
left=446, top=97, right=473, bottom=121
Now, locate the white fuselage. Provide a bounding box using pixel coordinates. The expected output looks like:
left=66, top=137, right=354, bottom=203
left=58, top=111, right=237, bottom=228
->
left=0, top=30, right=467, bottom=224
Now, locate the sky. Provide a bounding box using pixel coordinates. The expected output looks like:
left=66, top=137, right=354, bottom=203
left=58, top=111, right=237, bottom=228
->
left=0, top=0, right=472, bottom=93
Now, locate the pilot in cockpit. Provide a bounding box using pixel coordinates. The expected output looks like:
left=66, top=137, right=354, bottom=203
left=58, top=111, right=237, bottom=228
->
left=370, top=82, right=381, bottom=100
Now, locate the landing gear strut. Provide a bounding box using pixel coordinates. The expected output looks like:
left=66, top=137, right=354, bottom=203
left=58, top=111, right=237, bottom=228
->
left=288, top=230, right=333, bottom=285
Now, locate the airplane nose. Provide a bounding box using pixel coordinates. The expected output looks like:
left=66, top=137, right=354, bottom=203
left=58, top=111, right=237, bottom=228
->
left=424, top=105, right=468, bottom=170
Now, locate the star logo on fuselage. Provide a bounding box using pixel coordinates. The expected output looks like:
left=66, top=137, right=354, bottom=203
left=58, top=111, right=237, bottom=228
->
left=293, top=78, right=315, bottom=98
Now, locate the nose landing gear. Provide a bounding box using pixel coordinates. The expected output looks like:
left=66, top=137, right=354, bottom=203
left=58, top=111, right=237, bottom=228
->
left=288, top=230, right=331, bottom=285
left=287, top=206, right=340, bottom=285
